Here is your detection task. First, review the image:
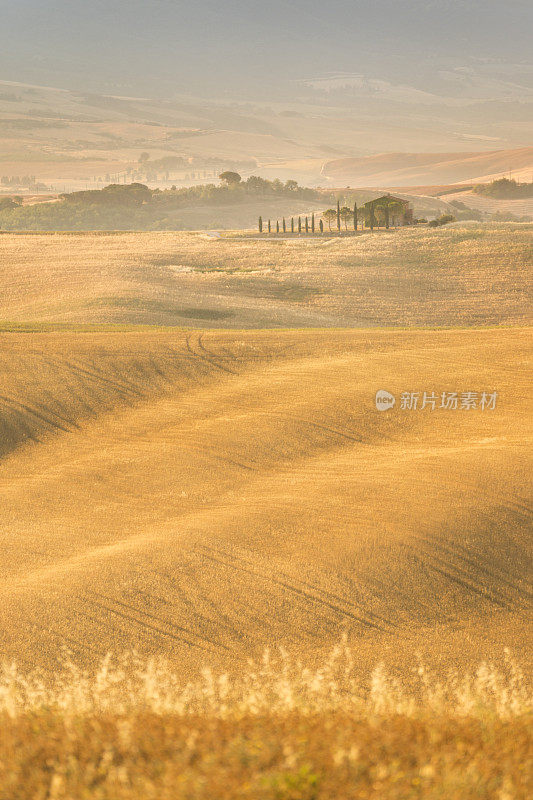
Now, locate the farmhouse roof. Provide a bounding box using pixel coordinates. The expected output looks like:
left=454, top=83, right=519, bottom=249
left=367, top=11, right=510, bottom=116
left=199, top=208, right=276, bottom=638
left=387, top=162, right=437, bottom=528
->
left=364, top=194, right=411, bottom=207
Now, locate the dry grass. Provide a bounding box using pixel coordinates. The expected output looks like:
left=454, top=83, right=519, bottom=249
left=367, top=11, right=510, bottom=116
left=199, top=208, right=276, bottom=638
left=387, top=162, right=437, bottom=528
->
left=1, top=224, right=531, bottom=327
left=2, top=640, right=531, bottom=719
left=1, top=643, right=531, bottom=799
left=4, top=712, right=529, bottom=800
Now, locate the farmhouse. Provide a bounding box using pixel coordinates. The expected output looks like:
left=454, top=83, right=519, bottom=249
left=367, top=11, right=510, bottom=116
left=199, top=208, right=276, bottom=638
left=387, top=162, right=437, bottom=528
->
left=363, top=194, right=414, bottom=226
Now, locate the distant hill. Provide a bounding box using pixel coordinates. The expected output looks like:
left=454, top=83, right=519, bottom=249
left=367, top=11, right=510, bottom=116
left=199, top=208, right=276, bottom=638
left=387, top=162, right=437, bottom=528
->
left=438, top=189, right=533, bottom=221
left=322, top=148, right=533, bottom=188
left=473, top=177, right=533, bottom=199
left=1, top=80, right=532, bottom=194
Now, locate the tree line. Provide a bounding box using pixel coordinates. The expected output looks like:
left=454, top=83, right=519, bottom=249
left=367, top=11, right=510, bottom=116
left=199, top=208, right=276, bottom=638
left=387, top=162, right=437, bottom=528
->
left=473, top=178, right=533, bottom=199
left=259, top=196, right=409, bottom=235
left=0, top=174, right=333, bottom=231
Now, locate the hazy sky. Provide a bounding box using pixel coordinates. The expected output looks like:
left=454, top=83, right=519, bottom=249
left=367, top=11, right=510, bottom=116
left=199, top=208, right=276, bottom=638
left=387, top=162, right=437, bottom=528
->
left=1, top=0, right=532, bottom=98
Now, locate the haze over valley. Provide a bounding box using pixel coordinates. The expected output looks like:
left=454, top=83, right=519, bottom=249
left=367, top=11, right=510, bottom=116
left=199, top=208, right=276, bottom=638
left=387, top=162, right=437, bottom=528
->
left=1, top=2, right=532, bottom=193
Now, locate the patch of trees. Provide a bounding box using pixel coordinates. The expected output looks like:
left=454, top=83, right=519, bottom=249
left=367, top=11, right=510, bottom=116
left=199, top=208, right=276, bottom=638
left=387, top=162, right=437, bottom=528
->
left=0, top=197, right=22, bottom=211
left=2, top=175, right=39, bottom=188
left=0, top=177, right=329, bottom=231
left=259, top=196, right=415, bottom=236
left=60, top=183, right=152, bottom=207
left=428, top=214, right=456, bottom=228
left=473, top=178, right=533, bottom=199
left=448, top=200, right=484, bottom=221
left=134, top=155, right=255, bottom=179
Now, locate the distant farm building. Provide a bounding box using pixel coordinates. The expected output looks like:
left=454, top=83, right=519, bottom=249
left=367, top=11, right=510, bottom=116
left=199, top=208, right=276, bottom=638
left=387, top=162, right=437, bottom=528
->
left=363, top=195, right=414, bottom=227
left=258, top=192, right=415, bottom=236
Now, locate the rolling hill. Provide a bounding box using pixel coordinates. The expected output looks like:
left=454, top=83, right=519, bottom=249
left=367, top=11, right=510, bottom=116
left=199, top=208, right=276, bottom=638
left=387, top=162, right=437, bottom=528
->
left=322, top=147, right=533, bottom=187
left=1, top=79, right=531, bottom=194
left=439, top=189, right=533, bottom=220
left=0, top=327, right=531, bottom=678
left=0, top=226, right=531, bottom=678
left=1, top=3, right=532, bottom=794
left=1, top=225, right=531, bottom=328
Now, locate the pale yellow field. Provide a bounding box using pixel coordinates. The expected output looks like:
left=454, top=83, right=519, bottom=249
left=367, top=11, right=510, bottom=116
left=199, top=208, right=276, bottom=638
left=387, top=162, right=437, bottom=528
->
left=0, top=228, right=532, bottom=678
left=0, top=327, right=531, bottom=679
left=1, top=224, right=532, bottom=328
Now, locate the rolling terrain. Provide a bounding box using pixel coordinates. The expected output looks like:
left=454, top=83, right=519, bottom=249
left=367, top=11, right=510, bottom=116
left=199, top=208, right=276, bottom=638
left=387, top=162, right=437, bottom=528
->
left=0, top=327, right=531, bottom=677
left=1, top=224, right=531, bottom=328
left=439, top=189, right=533, bottom=219
left=0, top=227, right=531, bottom=675
left=322, top=147, right=533, bottom=187
left=0, top=224, right=531, bottom=798
left=2, top=4, right=532, bottom=796
left=1, top=81, right=531, bottom=193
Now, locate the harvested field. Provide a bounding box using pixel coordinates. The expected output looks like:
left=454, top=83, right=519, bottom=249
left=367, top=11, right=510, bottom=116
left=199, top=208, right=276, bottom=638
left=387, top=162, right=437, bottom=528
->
left=0, top=224, right=531, bottom=328
left=0, top=225, right=531, bottom=799
left=0, top=328, right=531, bottom=677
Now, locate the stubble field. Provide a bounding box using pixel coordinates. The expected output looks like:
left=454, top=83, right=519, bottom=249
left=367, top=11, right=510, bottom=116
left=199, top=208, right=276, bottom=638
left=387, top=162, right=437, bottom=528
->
left=0, top=225, right=531, bottom=798
left=1, top=223, right=531, bottom=328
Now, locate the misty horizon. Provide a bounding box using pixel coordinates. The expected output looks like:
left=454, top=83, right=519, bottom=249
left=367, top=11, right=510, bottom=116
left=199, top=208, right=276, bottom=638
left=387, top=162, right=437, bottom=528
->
left=0, top=0, right=531, bottom=194
left=1, top=1, right=532, bottom=101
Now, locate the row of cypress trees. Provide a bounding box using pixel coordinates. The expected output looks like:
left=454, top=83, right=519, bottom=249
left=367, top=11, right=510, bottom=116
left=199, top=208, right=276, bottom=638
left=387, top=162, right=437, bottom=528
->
left=258, top=201, right=360, bottom=235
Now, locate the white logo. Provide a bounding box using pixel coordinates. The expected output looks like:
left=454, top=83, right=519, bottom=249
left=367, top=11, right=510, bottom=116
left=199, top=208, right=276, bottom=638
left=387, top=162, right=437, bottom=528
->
left=375, top=390, right=396, bottom=411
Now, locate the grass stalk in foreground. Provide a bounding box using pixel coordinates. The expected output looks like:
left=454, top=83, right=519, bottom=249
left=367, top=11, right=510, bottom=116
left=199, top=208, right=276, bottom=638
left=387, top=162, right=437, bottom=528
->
left=1, top=639, right=530, bottom=718
left=0, top=641, right=531, bottom=799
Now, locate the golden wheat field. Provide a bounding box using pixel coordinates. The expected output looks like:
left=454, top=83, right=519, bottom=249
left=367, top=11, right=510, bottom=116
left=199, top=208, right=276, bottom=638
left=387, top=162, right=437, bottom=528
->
left=1, top=324, right=532, bottom=676
left=1, top=224, right=532, bottom=328
left=0, top=227, right=532, bottom=798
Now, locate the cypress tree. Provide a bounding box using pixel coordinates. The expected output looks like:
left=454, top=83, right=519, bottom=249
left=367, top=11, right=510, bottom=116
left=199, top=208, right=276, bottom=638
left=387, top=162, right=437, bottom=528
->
left=298, top=216, right=302, bottom=233
left=305, top=216, right=309, bottom=233
left=385, top=204, right=390, bottom=229
left=353, top=202, right=357, bottom=231
left=336, top=200, right=341, bottom=232
left=319, top=219, right=324, bottom=233
left=283, top=217, right=286, bottom=233
left=268, top=219, right=271, bottom=233
left=291, top=217, right=294, bottom=233
left=311, top=212, right=315, bottom=233
left=276, top=220, right=279, bottom=233
left=259, top=216, right=263, bottom=233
